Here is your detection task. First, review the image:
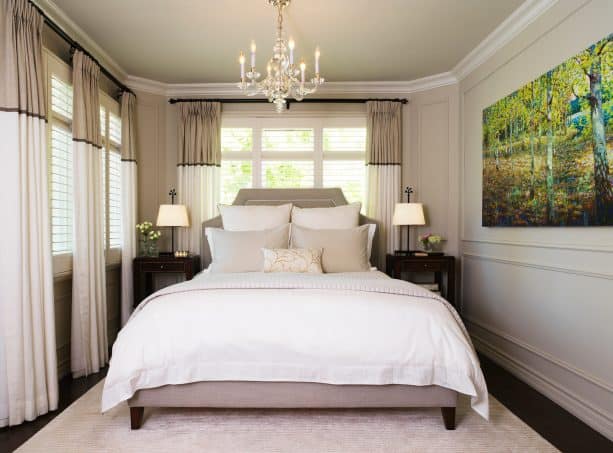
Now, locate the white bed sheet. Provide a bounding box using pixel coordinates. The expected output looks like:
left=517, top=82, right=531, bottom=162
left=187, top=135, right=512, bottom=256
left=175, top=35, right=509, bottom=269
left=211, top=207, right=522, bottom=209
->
left=102, top=271, right=488, bottom=418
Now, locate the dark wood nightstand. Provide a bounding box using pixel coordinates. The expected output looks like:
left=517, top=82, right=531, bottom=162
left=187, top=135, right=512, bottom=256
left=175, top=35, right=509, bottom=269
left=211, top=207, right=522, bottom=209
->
left=133, top=255, right=200, bottom=307
left=386, top=254, right=456, bottom=307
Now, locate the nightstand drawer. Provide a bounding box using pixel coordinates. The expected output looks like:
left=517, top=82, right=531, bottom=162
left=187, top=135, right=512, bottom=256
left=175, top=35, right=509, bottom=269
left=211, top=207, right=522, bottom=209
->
left=402, top=261, right=443, bottom=272
left=140, top=261, right=185, bottom=272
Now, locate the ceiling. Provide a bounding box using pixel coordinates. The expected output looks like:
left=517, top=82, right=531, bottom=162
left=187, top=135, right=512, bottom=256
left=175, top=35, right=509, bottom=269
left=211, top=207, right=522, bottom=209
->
left=50, top=0, right=524, bottom=84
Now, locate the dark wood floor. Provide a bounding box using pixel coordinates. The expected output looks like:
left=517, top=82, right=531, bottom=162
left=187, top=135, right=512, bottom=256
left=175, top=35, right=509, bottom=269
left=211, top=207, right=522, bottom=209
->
left=1, top=357, right=611, bottom=452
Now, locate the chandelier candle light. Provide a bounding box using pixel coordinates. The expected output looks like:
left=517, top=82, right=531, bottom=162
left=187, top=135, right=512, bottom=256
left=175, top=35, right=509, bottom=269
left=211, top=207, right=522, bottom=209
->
left=237, top=0, right=324, bottom=113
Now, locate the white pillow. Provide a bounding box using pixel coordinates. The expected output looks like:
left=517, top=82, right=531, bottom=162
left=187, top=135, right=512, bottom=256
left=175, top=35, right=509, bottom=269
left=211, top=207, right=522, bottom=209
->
left=219, top=203, right=292, bottom=231
left=290, top=224, right=370, bottom=273
left=291, top=202, right=361, bottom=229
left=206, top=224, right=290, bottom=273
left=262, top=248, right=323, bottom=273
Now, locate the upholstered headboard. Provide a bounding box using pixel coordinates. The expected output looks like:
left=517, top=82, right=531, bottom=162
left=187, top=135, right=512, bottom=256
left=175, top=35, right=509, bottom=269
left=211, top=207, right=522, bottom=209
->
left=200, top=188, right=380, bottom=269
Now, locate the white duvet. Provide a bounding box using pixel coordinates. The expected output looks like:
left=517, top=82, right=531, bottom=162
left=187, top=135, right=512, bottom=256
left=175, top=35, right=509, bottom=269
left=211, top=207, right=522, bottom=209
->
left=102, top=271, right=488, bottom=418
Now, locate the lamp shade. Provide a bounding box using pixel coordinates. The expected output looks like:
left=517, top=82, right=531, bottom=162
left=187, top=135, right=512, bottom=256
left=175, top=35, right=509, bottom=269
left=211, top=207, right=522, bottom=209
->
left=392, top=203, right=425, bottom=226
left=156, top=204, right=190, bottom=227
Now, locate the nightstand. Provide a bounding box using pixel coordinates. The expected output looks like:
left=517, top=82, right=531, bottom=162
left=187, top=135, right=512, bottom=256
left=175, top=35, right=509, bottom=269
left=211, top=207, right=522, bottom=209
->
left=133, top=255, right=200, bottom=307
left=386, top=254, right=456, bottom=307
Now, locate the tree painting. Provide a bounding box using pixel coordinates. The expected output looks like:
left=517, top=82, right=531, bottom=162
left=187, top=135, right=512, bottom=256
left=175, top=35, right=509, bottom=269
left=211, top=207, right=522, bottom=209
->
left=482, top=33, right=613, bottom=226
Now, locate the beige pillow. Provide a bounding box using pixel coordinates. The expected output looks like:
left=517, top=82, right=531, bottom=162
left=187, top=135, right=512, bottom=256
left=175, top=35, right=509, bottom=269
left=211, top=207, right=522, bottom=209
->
left=262, top=248, right=323, bottom=273
left=290, top=224, right=370, bottom=273
left=218, top=203, right=292, bottom=231
left=207, top=224, right=290, bottom=273
left=291, top=202, right=361, bottom=229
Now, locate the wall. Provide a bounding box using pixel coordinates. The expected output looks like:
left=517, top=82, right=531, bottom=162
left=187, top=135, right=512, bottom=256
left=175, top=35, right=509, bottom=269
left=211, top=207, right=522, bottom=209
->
left=133, top=90, right=459, bottom=261
left=460, top=0, right=613, bottom=439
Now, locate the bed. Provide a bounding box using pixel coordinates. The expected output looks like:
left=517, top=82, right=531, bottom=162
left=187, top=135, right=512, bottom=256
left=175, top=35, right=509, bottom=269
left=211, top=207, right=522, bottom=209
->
left=102, top=188, right=488, bottom=430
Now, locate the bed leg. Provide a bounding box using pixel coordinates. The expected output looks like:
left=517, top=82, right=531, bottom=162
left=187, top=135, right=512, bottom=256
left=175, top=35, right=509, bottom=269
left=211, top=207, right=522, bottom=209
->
left=441, top=407, right=456, bottom=430
left=130, top=407, right=144, bottom=430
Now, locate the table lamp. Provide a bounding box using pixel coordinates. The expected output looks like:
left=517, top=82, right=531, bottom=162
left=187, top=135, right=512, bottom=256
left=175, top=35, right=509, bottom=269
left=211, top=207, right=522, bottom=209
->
left=156, top=191, right=190, bottom=255
left=392, top=187, right=425, bottom=255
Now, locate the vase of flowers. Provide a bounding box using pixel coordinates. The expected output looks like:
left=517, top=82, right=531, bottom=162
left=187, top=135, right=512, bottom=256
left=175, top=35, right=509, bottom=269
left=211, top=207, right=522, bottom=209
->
left=136, top=221, right=162, bottom=257
left=418, top=233, right=444, bottom=253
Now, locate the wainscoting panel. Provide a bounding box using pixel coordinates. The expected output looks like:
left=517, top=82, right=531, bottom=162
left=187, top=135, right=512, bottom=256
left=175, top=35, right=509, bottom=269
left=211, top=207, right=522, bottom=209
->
left=53, top=266, right=122, bottom=378
left=462, top=249, right=613, bottom=438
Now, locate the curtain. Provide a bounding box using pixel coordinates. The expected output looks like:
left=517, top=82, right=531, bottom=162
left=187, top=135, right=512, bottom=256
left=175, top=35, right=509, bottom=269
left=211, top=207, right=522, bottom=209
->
left=120, top=92, right=137, bottom=326
left=70, top=50, right=107, bottom=378
left=365, top=101, right=402, bottom=270
left=0, top=0, right=58, bottom=427
left=176, top=102, right=221, bottom=257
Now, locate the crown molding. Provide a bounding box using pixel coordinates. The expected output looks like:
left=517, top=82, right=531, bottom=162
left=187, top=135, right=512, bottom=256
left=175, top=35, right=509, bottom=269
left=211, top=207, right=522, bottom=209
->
left=452, top=0, right=558, bottom=80
left=33, top=0, right=128, bottom=81
left=126, top=72, right=458, bottom=98
left=39, top=0, right=556, bottom=96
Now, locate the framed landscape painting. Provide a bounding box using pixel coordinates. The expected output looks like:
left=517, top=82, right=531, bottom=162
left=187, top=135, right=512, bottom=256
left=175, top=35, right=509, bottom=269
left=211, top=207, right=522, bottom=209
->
left=482, top=33, right=613, bottom=226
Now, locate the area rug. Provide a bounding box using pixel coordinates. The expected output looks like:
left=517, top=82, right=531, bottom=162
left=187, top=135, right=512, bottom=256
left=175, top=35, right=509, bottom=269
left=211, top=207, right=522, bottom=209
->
left=16, top=381, right=557, bottom=452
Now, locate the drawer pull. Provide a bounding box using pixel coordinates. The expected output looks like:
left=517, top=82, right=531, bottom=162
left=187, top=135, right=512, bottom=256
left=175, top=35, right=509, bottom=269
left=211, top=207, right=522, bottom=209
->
left=160, top=264, right=164, bottom=270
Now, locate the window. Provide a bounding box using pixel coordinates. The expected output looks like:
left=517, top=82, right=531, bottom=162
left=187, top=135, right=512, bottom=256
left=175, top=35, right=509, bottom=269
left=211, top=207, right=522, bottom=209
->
left=45, top=50, right=123, bottom=274
left=47, top=53, right=74, bottom=276
left=100, top=95, right=122, bottom=264
left=220, top=118, right=367, bottom=205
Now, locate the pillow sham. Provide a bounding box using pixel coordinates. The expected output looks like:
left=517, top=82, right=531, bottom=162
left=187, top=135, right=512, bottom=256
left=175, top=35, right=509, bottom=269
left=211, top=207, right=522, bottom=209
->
left=291, top=202, right=361, bottom=229
left=290, top=224, right=370, bottom=273
left=206, top=224, right=290, bottom=273
left=218, top=203, right=292, bottom=231
left=262, top=248, right=323, bottom=273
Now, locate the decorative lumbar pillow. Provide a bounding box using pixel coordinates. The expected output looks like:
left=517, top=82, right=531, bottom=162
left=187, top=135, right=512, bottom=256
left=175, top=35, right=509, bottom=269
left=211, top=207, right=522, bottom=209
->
left=291, top=202, right=361, bottom=229
left=290, top=224, right=370, bottom=273
left=262, top=248, right=323, bottom=273
left=218, top=203, right=292, bottom=231
left=206, top=224, right=290, bottom=273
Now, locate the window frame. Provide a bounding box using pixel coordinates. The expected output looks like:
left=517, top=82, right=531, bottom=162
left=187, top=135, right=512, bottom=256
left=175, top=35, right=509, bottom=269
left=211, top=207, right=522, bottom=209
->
left=99, top=92, right=122, bottom=266
left=45, top=49, right=73, bottom=276
left=220, top=115, right=367, bottom=204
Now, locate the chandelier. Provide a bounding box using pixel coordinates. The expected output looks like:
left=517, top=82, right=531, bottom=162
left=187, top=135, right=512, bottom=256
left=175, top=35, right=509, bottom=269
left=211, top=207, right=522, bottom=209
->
left=237, top=0, right=324, bottom=113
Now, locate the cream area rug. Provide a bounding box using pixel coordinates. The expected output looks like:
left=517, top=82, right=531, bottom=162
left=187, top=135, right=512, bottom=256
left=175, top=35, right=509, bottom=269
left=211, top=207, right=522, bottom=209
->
left=16, top=381, right=557, bottom=453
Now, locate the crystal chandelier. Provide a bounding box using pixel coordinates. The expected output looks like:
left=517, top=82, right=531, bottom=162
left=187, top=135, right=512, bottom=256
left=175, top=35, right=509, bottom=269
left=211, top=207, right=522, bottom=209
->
left=237, top=0, right=324, bottom=113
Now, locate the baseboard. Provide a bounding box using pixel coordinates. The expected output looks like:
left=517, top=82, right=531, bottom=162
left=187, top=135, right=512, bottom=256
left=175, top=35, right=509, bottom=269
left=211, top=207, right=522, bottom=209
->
left=471, top=331, right=613, bottom=441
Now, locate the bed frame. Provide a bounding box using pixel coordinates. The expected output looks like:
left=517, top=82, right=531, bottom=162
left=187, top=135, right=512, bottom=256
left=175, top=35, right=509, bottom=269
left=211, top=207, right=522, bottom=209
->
left=127, top=188, right=458, bottom=430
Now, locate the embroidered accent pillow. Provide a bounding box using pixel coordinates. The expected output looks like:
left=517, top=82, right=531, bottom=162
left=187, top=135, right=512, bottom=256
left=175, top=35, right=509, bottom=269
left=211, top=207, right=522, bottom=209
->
left=262, top=248, right=323, bottom=273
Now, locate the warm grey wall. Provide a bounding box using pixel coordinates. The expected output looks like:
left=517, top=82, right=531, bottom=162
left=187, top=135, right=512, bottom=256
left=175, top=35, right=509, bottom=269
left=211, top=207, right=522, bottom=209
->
left=133, top=89, right=460, bottom=258
left=460, top=0, right=613, bottom=439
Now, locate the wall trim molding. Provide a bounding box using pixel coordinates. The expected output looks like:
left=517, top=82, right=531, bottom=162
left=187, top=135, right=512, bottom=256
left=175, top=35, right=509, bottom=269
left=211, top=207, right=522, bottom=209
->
left=469, top=325, right=613, bottom=440
left=462, top=252, right=613, bottom=280
left=34, top=0, right=128, bottom=81
left=462, top=238, right=613, bottom=254
left=452, top=0, right=559, bottom=80
left=126, top=73, right=459, bottom=98
left=466, top=317, right=613, bottom=394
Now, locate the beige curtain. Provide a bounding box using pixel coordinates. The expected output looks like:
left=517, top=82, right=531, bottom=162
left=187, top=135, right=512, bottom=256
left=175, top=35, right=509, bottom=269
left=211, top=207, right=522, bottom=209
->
left=71, top=50, right=108, bottom=378
left=0, top=0, right=58, bottom=427
left=365, top=101, right=402, bottom=270
left=177, top=102, right=221, bottom=257
left=120, top=92, right=137, bottom=325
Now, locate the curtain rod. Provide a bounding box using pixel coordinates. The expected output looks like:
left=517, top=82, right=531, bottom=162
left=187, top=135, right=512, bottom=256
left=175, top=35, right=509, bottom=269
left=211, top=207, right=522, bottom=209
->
left=168, top=98, right=409, bottom=108
left=29, top=1, right=134, bottom=96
